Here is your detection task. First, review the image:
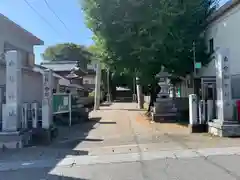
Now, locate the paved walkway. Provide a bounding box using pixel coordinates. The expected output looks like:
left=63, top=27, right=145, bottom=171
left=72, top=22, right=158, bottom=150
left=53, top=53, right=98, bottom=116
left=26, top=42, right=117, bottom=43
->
left=1, top=102, right=240, bottom=162
left=2, top=103, right=240, bottom=179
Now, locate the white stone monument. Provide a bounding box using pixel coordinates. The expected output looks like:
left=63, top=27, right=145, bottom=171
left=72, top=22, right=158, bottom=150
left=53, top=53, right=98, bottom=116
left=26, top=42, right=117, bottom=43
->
left=208, top=48, right=240, bottom=137
left=2, top=51, right=22, bottom=132
left=189, top=94, right=198, bottom=125
left=42, top=69, right=53, bottom=129
left=215, top=48, right=233, bottom=120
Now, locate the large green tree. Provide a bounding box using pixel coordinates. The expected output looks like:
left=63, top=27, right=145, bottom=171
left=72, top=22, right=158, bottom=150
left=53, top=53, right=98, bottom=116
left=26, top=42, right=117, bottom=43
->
left=42, top=43, right=92, bottom=70
left=82, top=0, right=216, bottom=84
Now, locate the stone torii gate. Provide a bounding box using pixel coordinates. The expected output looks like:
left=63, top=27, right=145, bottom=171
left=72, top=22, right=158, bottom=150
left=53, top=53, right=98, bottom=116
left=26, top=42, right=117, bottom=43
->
left=0, top=50, right=53, bottom=148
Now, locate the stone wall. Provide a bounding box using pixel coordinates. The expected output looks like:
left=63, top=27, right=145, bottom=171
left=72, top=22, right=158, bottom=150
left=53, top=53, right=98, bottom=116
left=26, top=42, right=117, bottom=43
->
left=144, top=96, right=189, bottom=111
left=173, top=98, right=189, bottom=111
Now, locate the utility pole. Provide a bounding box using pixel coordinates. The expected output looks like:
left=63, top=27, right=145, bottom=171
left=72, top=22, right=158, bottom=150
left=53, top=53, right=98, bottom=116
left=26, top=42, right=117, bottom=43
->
left=193, top=41, right=196, bottom=93
left=94, top=61, right=101, bottom=110
left=193, top=41, right=196, bottom=77
left=107, top=68, right=111, bottom=102
left=132, top=76, right=137, bottom=101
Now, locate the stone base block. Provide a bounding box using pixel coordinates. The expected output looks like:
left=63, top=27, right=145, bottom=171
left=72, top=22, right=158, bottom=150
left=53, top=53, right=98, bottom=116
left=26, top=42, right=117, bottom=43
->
left=188, top=124, right=208, bottom=133
left=0, top=130, right=32, bottom=150
left=151, top=112, right=178, bottom=123
left=208, top=120, right=240, bottom=137
left=31, top=126, right=58, bottom=145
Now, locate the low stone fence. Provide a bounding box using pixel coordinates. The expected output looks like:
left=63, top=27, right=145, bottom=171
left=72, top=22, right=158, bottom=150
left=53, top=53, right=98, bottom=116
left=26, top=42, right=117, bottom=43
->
left=143, top=96, right=189, bottom=111
left=173, top=98, right=189, bottom=111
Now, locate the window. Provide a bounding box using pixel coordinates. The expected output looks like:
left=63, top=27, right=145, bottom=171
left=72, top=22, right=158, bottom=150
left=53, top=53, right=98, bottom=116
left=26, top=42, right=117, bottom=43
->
left=209, top=38, right=214, bottom=54
left=84, top=80, right=89, bottom=84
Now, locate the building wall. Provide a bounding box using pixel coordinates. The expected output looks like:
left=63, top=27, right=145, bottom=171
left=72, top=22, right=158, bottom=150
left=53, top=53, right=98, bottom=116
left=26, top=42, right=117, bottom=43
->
left=54, top=71, right=83, bottom=86
left=87, top=63, right=96, bottom=71
left=22, top=70, right=43, bottom=103
left=199, top=3, right=240, bottom=77
left=0, top=65, right=59, bottom=104
left=22, top=70, right=59, bottom=103
left=198, top=3, right=240, bottom=100
left=55, top=71, right=68, bottom=77
left=83, top=75, right=95, bottom=90
left=176, top=80, right=194, bottom=98
left=83, top=75, right=95, bottom=85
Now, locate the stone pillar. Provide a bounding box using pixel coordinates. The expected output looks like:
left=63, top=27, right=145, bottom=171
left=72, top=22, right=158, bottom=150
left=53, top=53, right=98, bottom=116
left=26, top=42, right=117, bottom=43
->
left=215, top=49, right=232, bottom=121
left=2, top=51, right=22, bottom=131
left=189, top=94, right=198, bottom=125
left=94, top=62, right=101, bottom=110
left=136, top=77, right=143, bottom=109
left=208, top=48, right=240, bottom=137
left=42, top=69, right=53, bottom=129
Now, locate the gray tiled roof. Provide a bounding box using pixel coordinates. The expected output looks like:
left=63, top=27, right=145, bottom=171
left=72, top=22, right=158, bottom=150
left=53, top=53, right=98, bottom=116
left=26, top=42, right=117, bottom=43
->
left=41, top=61, right=95, bottom=74
left=41, top=63, right=77, bottom=71
left=33, top=64, right=69, bottom=80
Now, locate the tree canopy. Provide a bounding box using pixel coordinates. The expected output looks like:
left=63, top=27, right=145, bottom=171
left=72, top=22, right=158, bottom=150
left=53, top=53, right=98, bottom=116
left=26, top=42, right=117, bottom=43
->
left=82, top=0, right=217, bottom=85
left=42, top=43, right=94, bottom=73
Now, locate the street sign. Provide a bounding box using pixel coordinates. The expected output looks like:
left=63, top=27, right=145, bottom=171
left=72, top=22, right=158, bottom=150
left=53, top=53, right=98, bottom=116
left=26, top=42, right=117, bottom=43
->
left=52, top=93, right=71, bottom=114
left=53, top=93, right=72, bottom=126
left=195, top=62, right=202, bottom=69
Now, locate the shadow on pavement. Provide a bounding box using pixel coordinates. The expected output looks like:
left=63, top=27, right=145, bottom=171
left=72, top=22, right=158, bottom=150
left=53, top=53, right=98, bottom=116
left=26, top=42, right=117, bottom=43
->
left=49, top=176, right=89, bottom=180
left=159, top=121, right=189, bottom=128
left=101, top=108, right=144, bottom=112
left=123, top=109, right=145, bottom=111
left=0, top=116, right=102, bottom=179
left=100, top=103, right=112, bottom=107
left=114, top=99, right=134, bottom=103
left=51, top=116, right=103, bottom=148
left=1, top=167, right=90, bottom=180
left=98, top=121, right=116, bottom=124
left=48, top=116, right=103, bottom=179
left=90, top=117, right=101, bottom=121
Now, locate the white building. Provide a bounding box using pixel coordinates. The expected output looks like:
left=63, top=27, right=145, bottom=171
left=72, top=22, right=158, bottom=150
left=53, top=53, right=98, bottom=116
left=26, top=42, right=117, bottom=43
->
left=83, top=63, right=96, bottom=90
left=178, top=0, right=240, bottom=99
left=41, top=60, right=96, bottom=91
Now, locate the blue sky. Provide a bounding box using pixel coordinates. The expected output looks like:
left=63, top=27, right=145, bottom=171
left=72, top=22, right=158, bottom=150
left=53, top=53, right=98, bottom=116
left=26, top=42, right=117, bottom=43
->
left=0, top=0, right=93, bottom=64
left=0, top=0, right=230, bottom=64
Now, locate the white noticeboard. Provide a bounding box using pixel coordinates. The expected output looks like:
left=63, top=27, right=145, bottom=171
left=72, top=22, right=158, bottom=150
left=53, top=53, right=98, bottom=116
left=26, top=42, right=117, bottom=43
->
left=63, top=97, right=69, bottom=106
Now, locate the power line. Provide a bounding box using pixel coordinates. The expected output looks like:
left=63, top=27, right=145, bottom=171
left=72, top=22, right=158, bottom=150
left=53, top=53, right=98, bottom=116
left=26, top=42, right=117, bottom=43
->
left=43, top=0, right=72, bottom=33
left=23, top=0, right=61, bottom=36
